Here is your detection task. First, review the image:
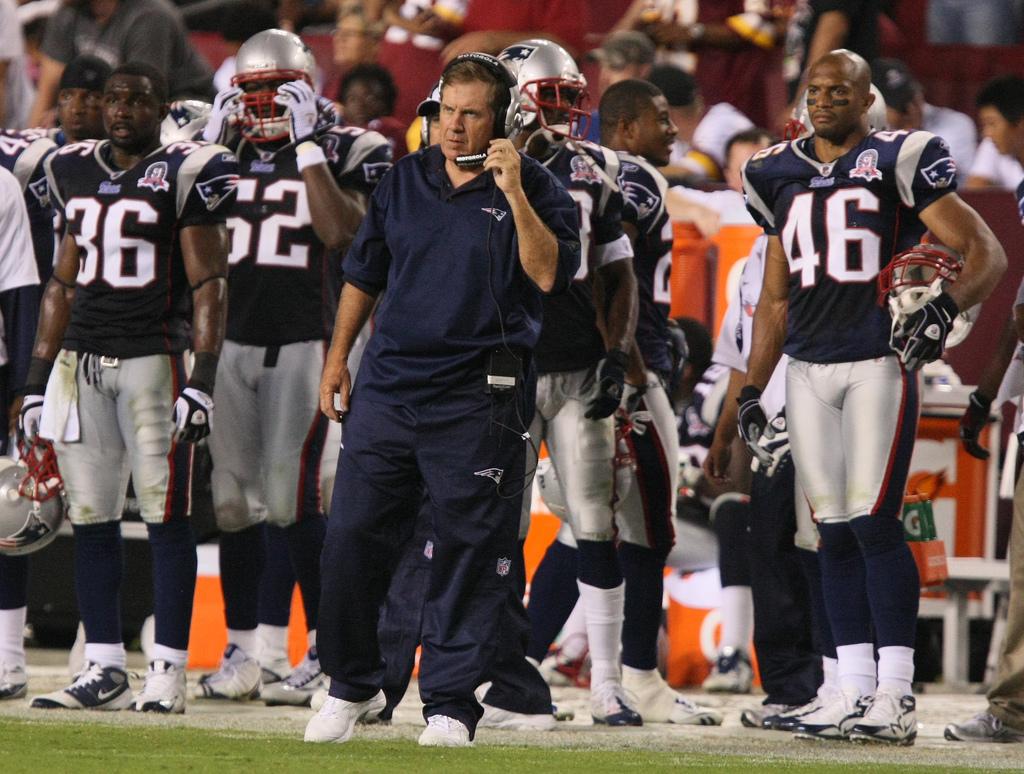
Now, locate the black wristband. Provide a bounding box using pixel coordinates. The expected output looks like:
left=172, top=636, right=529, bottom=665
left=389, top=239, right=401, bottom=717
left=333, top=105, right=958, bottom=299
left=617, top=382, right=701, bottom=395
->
left=188, top=351, right=219, bottom=394
left=935, top=291, right=961, bottom=318
left=605, top=348, right=629, bottom=371
left=969, top=389, right=992, bottom=409
left=738, top=385, right=762, bottom=405
left=24, top=356, right=54, bottom=394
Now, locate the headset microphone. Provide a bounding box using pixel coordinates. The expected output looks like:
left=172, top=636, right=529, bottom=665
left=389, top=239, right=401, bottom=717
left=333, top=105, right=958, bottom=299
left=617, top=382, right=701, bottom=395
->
left=455, top=151, right=488, bottom=167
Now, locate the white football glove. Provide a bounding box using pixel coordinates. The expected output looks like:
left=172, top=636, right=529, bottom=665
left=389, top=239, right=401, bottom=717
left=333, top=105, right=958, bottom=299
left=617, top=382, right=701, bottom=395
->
left=173, top=387, right=214, bottom=444
left=18, top=393, right=44, bottom=441
left=316, top=96, right=341, bottom=132
left=274, top=80, right=319, bottom=144
left=202, top=86, right=244, bottom=145
left=750, top=412, right=790, bottom=478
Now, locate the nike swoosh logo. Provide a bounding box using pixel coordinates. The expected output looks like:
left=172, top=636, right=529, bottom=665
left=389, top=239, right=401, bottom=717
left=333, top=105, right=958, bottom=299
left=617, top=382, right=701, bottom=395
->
left=97, top=687, right=122, bottom=701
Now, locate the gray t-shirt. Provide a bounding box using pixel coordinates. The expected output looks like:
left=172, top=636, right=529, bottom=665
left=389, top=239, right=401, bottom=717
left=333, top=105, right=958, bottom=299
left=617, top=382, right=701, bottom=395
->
left=41, top=0, right=212, bottom=99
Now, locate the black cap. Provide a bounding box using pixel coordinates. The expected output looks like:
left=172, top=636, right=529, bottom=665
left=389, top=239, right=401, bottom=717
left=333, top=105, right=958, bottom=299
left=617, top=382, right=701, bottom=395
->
left=58, top=55, right=112, bottom=93
left=648, top=64, right=697, bottom=108
left=871, top=58, right=920, bottom=113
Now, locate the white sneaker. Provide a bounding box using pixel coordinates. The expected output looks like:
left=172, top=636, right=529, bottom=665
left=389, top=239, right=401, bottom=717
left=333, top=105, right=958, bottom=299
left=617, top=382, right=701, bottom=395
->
left=261, top=655, right=293, bottom=686
left=849, top=691, right=917, bottom=746
left=793, top=691, right=869, bottom=741
left=702, top=647, right=753, bottom=693
left=261, top=647, right=323, bottom=707
left=945, top=710, right=1024, bottom=743
left=741, top=702, right=798, bottom=729
left=590, top=680, right=643, bottom=726
left=310, top=684, right=328, bottom=712
left=32, top=662, right=133, bottom=710
left=478, top=702, right=555, bottom=731
left=133, top=660, right=186, bottom=714
left=623, top=668, right=721, bottom=725
left=0, top=663, right=27, bottom=700
left=419, top=715, right=473, bottom=747
left=304, top=691, right=386, bottom=743
left=196, top=644, right=261, bottom=700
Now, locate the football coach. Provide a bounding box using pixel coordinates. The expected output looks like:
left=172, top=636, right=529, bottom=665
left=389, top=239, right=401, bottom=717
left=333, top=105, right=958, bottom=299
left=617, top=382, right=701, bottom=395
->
left=307, top=52, right=581, bottom=747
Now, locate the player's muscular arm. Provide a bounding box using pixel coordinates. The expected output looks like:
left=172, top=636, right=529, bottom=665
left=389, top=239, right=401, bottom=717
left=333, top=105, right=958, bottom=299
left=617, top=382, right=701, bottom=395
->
left=704, top=367, right=746, bottom=482
left=919, top=194, right=1007, bottom=311
left=30, top=234, right=78, bottom=364
left=593, top=259, right=638, bottom=357
left=299, top=155, right=367, bottom=250
left=181, top=224, right=229, bottom=386
left=745, top=235, right=787, bottom=390
left=321, top=282, right=377, bottom=421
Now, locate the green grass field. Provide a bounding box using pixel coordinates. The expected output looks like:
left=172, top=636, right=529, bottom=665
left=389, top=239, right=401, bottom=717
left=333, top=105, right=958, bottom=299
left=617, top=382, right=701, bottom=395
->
left=0, top=719, right=1020, bottom=774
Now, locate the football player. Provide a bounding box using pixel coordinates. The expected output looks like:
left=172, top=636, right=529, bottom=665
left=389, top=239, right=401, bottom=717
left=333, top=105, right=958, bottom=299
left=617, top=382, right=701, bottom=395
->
left=23, top=62, right=238, bottom=713
left=195, top=29, right=391, bottom=706
left=739, top=50, right=1005, bottom=744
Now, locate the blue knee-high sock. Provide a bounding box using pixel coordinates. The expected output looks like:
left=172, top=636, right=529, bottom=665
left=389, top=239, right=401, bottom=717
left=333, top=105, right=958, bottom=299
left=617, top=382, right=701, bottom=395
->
left=219, top=523, right=265, bottom=632
left=849, top=516, right=919, bottom=648
left=817, top=522, right=872, bottom=646
left=526, top=540, right=578, bottom=662
left=147, top=520, right=197, bottom=651
left=285, top=514, right=326, bottom=631
left=713, top=498, right=751, bottom=588
left=576, top=538, right=622, bottom=589
left=796, top=547, right=836, bottom=659
left=73, top=521, right=123, bottom=643
left=259, top=524, right=296, bottom=627
left=0, top=554, right=29, bottom=609
left=619, top=541, right=667, bottom=671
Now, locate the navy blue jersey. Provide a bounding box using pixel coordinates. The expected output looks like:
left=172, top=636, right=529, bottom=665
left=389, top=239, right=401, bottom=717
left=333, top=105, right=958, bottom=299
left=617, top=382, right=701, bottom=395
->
left=617, top=152, right=673, bottom=376
left=225, top=126, right=392, bottom=346
left=45, top=140, right=239, bottom=358
left=0, top=130, right=57, bottom=281
left=535, top=140, right=631, bottom=373
left=344, top=145, right=581, bottom=405
left=1016, top=176, right=1024, bottom=224
left=742, top=130, right=957, bottom=363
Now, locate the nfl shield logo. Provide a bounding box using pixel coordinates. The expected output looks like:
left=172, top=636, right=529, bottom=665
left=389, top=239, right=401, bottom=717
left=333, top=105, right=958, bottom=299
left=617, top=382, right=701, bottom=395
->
left=496, top=557, right=511, bottom=576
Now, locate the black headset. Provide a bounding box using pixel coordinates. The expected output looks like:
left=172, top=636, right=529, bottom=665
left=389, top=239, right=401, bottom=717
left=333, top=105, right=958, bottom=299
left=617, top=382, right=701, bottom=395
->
left=440, top=52, right=524, bottom=140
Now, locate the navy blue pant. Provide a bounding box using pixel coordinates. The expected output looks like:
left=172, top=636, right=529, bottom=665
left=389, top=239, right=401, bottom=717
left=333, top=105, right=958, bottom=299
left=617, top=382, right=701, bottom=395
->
left=749, top=465, right=821, bottom=706
left=318, top=386, right=530, bottom=734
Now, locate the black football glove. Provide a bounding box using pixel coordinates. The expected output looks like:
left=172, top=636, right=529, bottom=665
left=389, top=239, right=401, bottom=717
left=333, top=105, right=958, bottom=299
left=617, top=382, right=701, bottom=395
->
left=895, top=292, right=959, bottom=371
left=585, top=349, right=629, bottom=420
left=737, top=385, right=773, bottom=467
left=751, top=410, right=790, bottom=478
left=959, top=389, right=992, bottom=460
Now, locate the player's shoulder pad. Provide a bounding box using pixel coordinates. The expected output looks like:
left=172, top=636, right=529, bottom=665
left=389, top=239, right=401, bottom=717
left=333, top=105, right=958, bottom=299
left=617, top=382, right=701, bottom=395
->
left=616, top=150, right=668, bottom=226
left=1, top=130, right=57, bottom=191
left=318, top=125, right=392, bottom=181
left=174, top=141, right=239, bottom=217
left=882, top=129, right=956, bottom=208
left=45, top=139, right=104, bottom=208
left=740, top=140, right=793, bottom=230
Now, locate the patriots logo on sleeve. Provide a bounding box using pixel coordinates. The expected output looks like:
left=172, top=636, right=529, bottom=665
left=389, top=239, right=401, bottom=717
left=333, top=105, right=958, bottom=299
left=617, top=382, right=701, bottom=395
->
left=195, top=174, right=239, bottom=211
left=28, top=177, right=50, bottom=208
left=362, top=161, right=391, bottom=184
left=621, top=178, right=660, bottom=219
left=919, top=156, right=957, bottom=189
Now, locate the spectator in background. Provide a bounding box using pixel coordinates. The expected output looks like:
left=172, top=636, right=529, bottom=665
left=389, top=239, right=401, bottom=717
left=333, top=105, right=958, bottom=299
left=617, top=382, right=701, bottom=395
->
left=324, top=3, right=383, bottom=102
left=966, top=138, right=1024, bottom=190
left=970, top=75, right=1024, bottom=190
left=648, top=64, right=753, bottom=183
left=28, top=0, right=214, bottom=127
left=584, top=31, right=655, bottom=143
left=0, top=0, right=35, bottom=128
left=212, top=1, right=278, bottom=93
left=871, top=58, right=977, bottom=181
left=927, top=0, right=1019, bottom=46
left=338, top=63, right=406, bottom=159
left=440, top=0, right=587, bottom=63
left=614, top=0, right=786, bottom=129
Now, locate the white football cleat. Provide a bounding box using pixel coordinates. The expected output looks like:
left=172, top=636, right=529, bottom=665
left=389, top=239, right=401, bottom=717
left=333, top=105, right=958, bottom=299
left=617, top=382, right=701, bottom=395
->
left=944, top=711, right=1024, bottom=743
left=590, top=680, right=642, bottom=726
left=419, top=715, right=473, bottom=747
left=304, top=690, right=386, bottom=743
left=793, top=690, right=869, bottom=741
left=31, top=662, right=133, bottom=710
left=849, top=691, right=917, bottom=746
left=478, top=702, right=555, bottom=731
left=0, top=663, right=27, bottom=701
left=260, top=655, right=293, bottom=686
left=261, top=647, right=323, bottom=707
left=133, top=660, right=186, bottom=714
left=196, top=644, right=261, bottom=700
left=623, top=667, right=721, bottom=725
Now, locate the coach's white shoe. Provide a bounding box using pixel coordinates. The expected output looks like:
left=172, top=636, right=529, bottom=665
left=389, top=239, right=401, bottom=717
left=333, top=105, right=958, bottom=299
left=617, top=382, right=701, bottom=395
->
left=623, top=667, right=721, bottom=725
left=419, top=715, right=473, bottom=747
left=304, top=690, right=386, bottom=743
left=478, top=702, right=556, bottom=731
left=31, top=662, right=133, bottom=710
left=133, top=660, right=186, bottom=714
left=196, top=644, right=261, bottom=700
left=262, top=647, right=324, bottom=707
left=849, top=691, right=917, bottom=746
left=945, top=711, right=1024, bottom=743
left=590, top=680, right=643, bottom=726
left=793, top=690, right=868, bottom=741
left=0, top=663, right=27, bottom=700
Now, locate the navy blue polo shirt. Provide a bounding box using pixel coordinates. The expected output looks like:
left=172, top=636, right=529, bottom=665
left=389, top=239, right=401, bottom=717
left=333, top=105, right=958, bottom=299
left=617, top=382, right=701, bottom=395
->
left=343, top=144, right=581, bottom=405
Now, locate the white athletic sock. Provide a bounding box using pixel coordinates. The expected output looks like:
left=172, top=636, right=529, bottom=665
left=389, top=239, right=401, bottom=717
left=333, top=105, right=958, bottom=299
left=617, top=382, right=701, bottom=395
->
left=577, top=580, right=624, bottom=688
left=0, top=607, right=26, bottom=669
left=836, top=643, right=876, bottom=698
left=150, top=643, right=188, bottom=668
left=876, top=645, right=914, bottom=697
left=227, top=628, right=258, bottom=656
left=719, top=585, right=754, bottom=651
left=257, top=623, right=289, bottom=663
left=821, top=656, right=839, bottom=692
left=307, top=628, right=316, bottom=651
left=83, top=642, right=126, bottom=670
left=558, top=597, right=588, bottom=660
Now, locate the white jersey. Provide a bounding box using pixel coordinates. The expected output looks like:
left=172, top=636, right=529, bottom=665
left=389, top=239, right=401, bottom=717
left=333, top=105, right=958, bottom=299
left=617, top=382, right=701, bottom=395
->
left=969, top=137, right=1023, bottom=190
left=711, top=234, right=787, bottom=418
left=0, top=164, right=39, bottom=366
left=923, top=102, right=976, bottom=181
left=693, top=103, right=754, bottom=169
left=670, top=185, right=753, bottom=224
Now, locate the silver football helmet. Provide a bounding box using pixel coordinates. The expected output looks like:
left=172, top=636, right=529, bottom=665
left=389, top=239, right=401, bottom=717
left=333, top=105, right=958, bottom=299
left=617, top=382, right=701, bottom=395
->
left=0, top=439, right=66, bottom=556
left=785, top=83, right=888, bottom=140
left=498, top=39, right=589, bottom=140
left=161, top=100, right=211, bottom=144
left=232, top=29, right=316, bottom=143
